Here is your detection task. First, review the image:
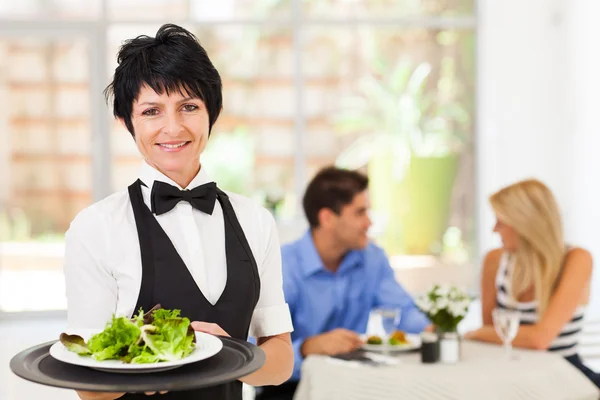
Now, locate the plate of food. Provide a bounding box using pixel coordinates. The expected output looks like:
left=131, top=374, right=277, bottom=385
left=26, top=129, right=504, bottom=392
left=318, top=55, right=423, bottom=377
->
left=50, top=306, right=222, bottom=373
left=361, top=330, right=421, bottom=352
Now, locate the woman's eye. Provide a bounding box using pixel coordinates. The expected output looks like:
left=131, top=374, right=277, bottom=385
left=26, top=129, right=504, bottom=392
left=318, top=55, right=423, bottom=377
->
left=182, top=104, right=198, bottom=112
left=142, top=108, right=159, bottom=116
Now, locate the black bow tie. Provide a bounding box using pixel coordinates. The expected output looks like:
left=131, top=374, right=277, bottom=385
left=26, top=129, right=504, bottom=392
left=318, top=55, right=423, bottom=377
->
left=150, top=181, right=217, bottom=216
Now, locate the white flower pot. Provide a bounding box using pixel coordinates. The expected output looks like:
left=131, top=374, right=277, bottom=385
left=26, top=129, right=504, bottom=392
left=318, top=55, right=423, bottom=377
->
left=439, top=332, right=460, bottom=364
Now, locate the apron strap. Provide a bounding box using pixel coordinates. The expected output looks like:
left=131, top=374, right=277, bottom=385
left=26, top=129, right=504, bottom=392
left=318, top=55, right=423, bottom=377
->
left=128, top=179, right=156, bottom=316
left=216, top=189, right=261, bottom=289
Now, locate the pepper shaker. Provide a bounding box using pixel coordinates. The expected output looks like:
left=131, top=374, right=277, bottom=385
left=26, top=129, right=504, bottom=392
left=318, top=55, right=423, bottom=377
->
left=420, top=331, right=439, bottom=363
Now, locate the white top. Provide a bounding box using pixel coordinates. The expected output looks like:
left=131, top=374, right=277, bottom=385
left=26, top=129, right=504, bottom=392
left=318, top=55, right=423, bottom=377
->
left=64, top=161, right=293, bottom=338
left=495, top=252, right=585, bottom=357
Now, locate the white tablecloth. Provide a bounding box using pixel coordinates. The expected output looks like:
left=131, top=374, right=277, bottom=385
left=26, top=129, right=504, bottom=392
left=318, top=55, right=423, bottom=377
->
left=294, top=341, right=599, bottom=400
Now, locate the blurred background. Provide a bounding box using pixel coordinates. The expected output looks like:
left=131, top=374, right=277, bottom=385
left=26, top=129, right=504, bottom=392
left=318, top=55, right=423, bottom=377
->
left=2, top=0, right=600, bottom=398
left=0, top=0, right=478, bottom=313
left=1, top=0, right=600, bottom=314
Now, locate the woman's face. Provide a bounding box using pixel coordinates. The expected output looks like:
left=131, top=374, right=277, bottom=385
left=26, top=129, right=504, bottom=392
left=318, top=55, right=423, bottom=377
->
left=127, top=85, right=210, bottom=182
left=493, top=216, right=520, bottom=251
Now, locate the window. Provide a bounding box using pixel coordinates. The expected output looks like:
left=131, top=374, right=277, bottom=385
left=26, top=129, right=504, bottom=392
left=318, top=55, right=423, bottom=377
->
left=0, top=37, right=92, bottom=311
left=0, top=0, right=476, bottom=312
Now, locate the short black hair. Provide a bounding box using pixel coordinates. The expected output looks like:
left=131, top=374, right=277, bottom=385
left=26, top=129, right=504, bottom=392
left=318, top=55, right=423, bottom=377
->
left=303, top=166, right=369, bottom=229
left=104, top=23, right=222, bottom=136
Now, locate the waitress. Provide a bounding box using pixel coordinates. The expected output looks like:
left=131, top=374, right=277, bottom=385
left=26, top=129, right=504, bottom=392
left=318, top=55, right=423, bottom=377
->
left=64, top=24, right=294, bottom=400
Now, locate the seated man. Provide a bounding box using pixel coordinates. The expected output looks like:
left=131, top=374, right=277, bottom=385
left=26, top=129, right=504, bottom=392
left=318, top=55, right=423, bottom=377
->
left=256, top=166, right=431, bottom=400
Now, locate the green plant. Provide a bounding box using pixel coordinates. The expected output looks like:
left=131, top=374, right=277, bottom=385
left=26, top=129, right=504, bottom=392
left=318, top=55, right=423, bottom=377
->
left=415, top=284, right=472, bottom=333
left=335, top=60, right=469, bottom=169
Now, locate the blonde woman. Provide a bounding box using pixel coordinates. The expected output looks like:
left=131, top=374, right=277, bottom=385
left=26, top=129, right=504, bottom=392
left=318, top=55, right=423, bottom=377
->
left=464, top=179, right=599, bottom=387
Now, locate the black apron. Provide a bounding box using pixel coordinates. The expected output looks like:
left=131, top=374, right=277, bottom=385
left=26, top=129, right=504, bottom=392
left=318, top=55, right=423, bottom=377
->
left=123, top=179, right=260, bottom=400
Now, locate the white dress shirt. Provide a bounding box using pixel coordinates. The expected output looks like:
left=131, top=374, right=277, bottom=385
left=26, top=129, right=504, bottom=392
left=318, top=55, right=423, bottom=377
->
left=64, top=161, right=293, bottom=338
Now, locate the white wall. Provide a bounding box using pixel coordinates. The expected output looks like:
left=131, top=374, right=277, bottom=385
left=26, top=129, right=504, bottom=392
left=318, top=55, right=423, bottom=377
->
left=477, top=0, right=568, bottom=254
left=563, top=0, right=600, bottom=316
left=477, top=0, right=600, bottom=316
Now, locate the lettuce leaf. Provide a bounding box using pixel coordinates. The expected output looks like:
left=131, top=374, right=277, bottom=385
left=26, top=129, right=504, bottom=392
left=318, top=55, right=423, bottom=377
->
left=87, top=315, right=141, bottom=361
left=152, top=308, right=181, bottom=322
left=59, top=305, right=196, bottom=364
left=132, top=304, right=162, bottom=325
left=131, top=350, right=161, bottom=364
left=123, top=342, right=161, bottom=364
left=141, top=318, right=195, bottom=362
left=59, top=333, right=91, bottom=355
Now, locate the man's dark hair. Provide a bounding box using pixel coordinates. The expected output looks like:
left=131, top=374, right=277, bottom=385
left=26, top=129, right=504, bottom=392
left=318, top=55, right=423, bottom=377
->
left=303, top=166, right=369, bottom=228
left=104, top=23, right=222, bottom=137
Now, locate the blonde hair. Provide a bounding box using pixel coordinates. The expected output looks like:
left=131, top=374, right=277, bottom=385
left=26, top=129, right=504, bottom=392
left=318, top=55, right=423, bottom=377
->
left=490, top=179, right=565, bottom=314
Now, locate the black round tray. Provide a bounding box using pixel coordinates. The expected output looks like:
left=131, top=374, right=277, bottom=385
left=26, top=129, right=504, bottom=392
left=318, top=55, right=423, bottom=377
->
left=10, top=336, right=265, bottom=392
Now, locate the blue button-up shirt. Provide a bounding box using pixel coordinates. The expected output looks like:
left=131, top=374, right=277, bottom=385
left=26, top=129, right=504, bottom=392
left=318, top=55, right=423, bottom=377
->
left=282, top=231, right=430, bottom=381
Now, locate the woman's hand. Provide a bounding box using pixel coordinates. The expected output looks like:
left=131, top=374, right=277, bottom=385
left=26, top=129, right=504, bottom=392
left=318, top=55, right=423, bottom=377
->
left=463, top=329, right=480, bottom=340
left=191, top=321, right=230, bottom=337
left=77, top=392, right=125, bottom=400
left=76, top=324, right=227, bottom=400
left=77, top=391, right=167, bottom=399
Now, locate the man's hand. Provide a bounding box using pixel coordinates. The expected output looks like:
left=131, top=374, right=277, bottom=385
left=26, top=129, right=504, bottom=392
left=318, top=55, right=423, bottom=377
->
left=191, top=321, right=230, bottom=337
left=301, top=328, right=363, bottom=357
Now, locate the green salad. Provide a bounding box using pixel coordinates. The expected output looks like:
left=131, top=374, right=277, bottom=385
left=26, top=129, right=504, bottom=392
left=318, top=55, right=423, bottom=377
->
left=59, top=305, right=196, bottom=364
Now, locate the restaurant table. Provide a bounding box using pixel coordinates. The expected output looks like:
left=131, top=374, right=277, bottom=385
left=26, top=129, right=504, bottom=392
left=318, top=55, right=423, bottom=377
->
left=294, top=341, right=600, bottom=400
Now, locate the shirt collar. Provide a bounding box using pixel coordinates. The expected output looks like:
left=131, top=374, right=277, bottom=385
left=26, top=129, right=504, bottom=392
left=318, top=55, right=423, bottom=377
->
left=138, top=160, right=212, bottom=191
left=297, top=231, right=325, bottom=277
left=298, top=230, right=363, bottom=277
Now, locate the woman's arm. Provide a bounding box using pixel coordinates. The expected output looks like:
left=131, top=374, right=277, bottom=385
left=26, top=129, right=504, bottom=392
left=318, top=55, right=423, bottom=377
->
left=242, top=333, right=293, bottom=386
left=64, top=207, right=118, bottom=329
left=466, top=248, right=593, bottom=349
left=480, top=249, right=503, bottom=325
left=192, top=322, right=293, bottom=385
left=65, top=209, right=157, bottom=399
left=64, top=211, right=126, bottom=400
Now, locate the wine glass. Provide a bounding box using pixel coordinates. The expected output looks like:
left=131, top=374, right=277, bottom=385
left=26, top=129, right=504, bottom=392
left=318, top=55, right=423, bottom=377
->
left=492, top=308, right=520, bottom=360
left=372, top=308, right=401, bottom=354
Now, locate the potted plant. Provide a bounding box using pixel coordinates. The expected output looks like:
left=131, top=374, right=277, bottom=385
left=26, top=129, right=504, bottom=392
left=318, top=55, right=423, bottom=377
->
left=335, top=60, right=469, bottom=255
left=415, top=284, right=472, bottom=363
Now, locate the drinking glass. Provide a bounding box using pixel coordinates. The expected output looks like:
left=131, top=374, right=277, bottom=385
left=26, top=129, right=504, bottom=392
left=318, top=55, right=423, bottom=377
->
left=372, top=308, right=401, bottom=354
left=492, top=308, right=520, bottom=360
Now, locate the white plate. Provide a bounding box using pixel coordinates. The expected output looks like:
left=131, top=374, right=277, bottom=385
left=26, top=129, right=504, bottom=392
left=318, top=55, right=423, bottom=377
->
left=361, top=333, right=421, bottom=352
left=50, top=328, right=223, bottom=374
